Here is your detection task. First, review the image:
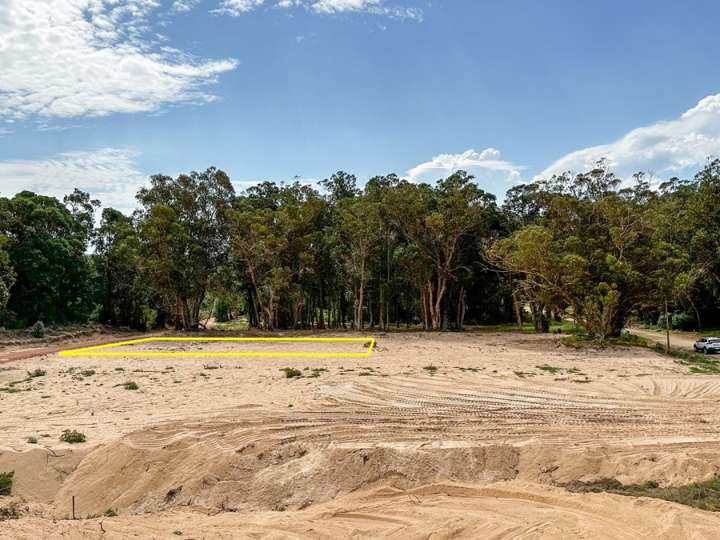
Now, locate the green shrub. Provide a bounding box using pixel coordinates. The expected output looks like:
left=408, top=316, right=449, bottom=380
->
left=59, top=430, right=86, bottom=444
left=30, top=321, right=45, bottom=338
left=214, top=297, right=232, bottom=323
left=657, top=312, right=698, bottom=331
left=0, top=471, right=14, bottom=496
left=280, top=367, right=302, bottom=378
left=103, top=508, right=118, bottom=517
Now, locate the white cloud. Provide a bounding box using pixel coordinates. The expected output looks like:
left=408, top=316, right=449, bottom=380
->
left=540, top=93, right=720, bottom=180
left=0, top=148, right=147, bottom=213
left=0, top=0, right=238, bottom=120
left=215, top=0, right=422, bottom=20
left=406, top=148, right=525, bottom=196
left=213, top=0, right=266, bottom=16
left=172, top=0, right=201, bottom=12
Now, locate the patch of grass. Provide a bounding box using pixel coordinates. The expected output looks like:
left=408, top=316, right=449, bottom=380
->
left=114, top=367, right=125, bottom=372
left=116, top=381, right=139, bottom=390
left=280, top=367, right=302, bottom=379
left=0, top=471, right=14, bottom=496
left=26, top=368, right=46, bottom=378
left=514, top=370, right=535, bottom=378
left=561, top=331, right=650, bottom=349
left=536, top=364, right=562, bottom=374
left=80, top=369, right=96, bottom=377
left=563, top=476, right=720, bottom=512
left=308, top=368, right=328, bottom=378
left=659, top=346, right=720, bottom=374
left=423, top=365, right=438, bottom=374
left=103, top=508, right=118, bottom=517
left=203, top=364, right=221, bottom=370
left=59, top=430, right=86, bottom=444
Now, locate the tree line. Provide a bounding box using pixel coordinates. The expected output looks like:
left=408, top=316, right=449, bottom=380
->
left=0, top=159, right=718, bottom=338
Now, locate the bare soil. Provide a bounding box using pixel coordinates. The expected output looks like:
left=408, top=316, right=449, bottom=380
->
left=1, top=332, right=720, bottom=538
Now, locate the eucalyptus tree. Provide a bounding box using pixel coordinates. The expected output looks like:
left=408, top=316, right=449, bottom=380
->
left=136, top=168, right=235, bottom=330
left=385, top=172, right=497, bottom=330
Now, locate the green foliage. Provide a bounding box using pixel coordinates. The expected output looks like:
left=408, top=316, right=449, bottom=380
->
left=59, top=430, right=86, bottom=444
left=95, top=208, right=157, bottom=330
left=0, top=191, right=97, bottom=326
left=280, top=367, right=302, bottom=378
left=137, top=168, right=235, bottom=330
left=1, top=158, right=719, bottom=334
left=103, top=508, right=118, bottom=517
left=0, top=471, right=13, bottom=496
left=30, top=321, right=45, bottom=338
left=563, top=476, right=720, bottom=512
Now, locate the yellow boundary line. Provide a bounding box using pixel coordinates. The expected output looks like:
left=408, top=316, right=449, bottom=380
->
left=58, top=336, right=376, bottom=358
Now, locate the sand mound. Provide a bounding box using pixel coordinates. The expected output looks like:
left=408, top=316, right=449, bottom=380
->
left=4, top=481, right=720, bottom=539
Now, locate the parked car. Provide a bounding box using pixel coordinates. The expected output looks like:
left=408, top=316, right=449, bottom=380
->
left=693, top=337, right=720, bottom=354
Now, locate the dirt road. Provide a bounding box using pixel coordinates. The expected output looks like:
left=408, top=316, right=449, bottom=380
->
left=627, top=326, right=699, bottom=351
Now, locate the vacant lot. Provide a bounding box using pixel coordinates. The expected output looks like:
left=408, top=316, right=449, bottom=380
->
left=2, top=332, right=720, bottom=539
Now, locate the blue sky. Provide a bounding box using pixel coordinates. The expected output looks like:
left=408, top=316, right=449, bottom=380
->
left=2, top=0, right=720, bottom=210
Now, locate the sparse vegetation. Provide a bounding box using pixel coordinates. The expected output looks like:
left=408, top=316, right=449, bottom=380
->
left=103, top=508, right=118, bottom=517
left=280, top=367, right=302, bottom=378
left=0, top=501, right=21, bottom=521
left=26, top=368, right=46, bottom=378
left=26, top=436, right=37, bottom=444
left=536, top=364, right=562, bottom=374
left=115, top=381, right=139, bottom=390
left=423, top=365, right=438, bottom=374
left=80, top=369, right=96, bottom=377
left=59, top=430, right=86, bottom=444
left=563, top=476, right=720, bottom=512
left=0, top=471, right=14, bottom=496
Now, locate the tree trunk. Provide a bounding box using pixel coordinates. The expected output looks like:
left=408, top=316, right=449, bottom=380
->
left=688, top=295, right=702, bottom=330
left=512, top=290, right=523, bottom=330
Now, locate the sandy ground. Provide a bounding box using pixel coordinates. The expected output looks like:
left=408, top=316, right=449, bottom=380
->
left=1, top=332, right=720, bottom=538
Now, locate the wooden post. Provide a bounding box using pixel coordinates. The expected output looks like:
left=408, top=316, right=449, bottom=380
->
left=665, top=297, right=671, bottom=354
left=72, top=495, right=76, bottom=520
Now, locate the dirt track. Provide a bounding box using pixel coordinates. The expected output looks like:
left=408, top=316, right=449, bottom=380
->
left=2, top=332, right=720, bottom=538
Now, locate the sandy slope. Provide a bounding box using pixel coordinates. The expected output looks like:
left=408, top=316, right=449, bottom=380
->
left=1, top=332, right=720, bottom=537
left=4, top=481, right=720, bottom=540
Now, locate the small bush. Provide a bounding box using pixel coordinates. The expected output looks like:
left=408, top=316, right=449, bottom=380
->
left=27, top=368, right=46, bottom=378
left=80, top=369, right=96, bottom=377
left=423, top=365, right=438, bottom=373
left=280, top=367, right=302, bottom=378
left=121, top=381, right=138, bottom=390
left=0, top=501, right=22, bottom=521
left=26, top=436, right=37, bottom=444
left=103, top=508, right=118, bottom=517
left=30, top=321, right=45, bottom=338
left=0, top=471, right=14, bottom=496
left=59, top=430, right=86, bottom=444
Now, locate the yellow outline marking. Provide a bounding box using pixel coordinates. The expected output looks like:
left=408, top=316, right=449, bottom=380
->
left=58, top=337, right=376, bottom=358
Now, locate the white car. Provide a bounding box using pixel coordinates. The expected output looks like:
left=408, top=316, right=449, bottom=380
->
left=693, top=337, right=720, bottom=354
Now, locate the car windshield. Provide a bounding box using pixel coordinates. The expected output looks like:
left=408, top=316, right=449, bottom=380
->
left=708, top=339, right=720, bottom=343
